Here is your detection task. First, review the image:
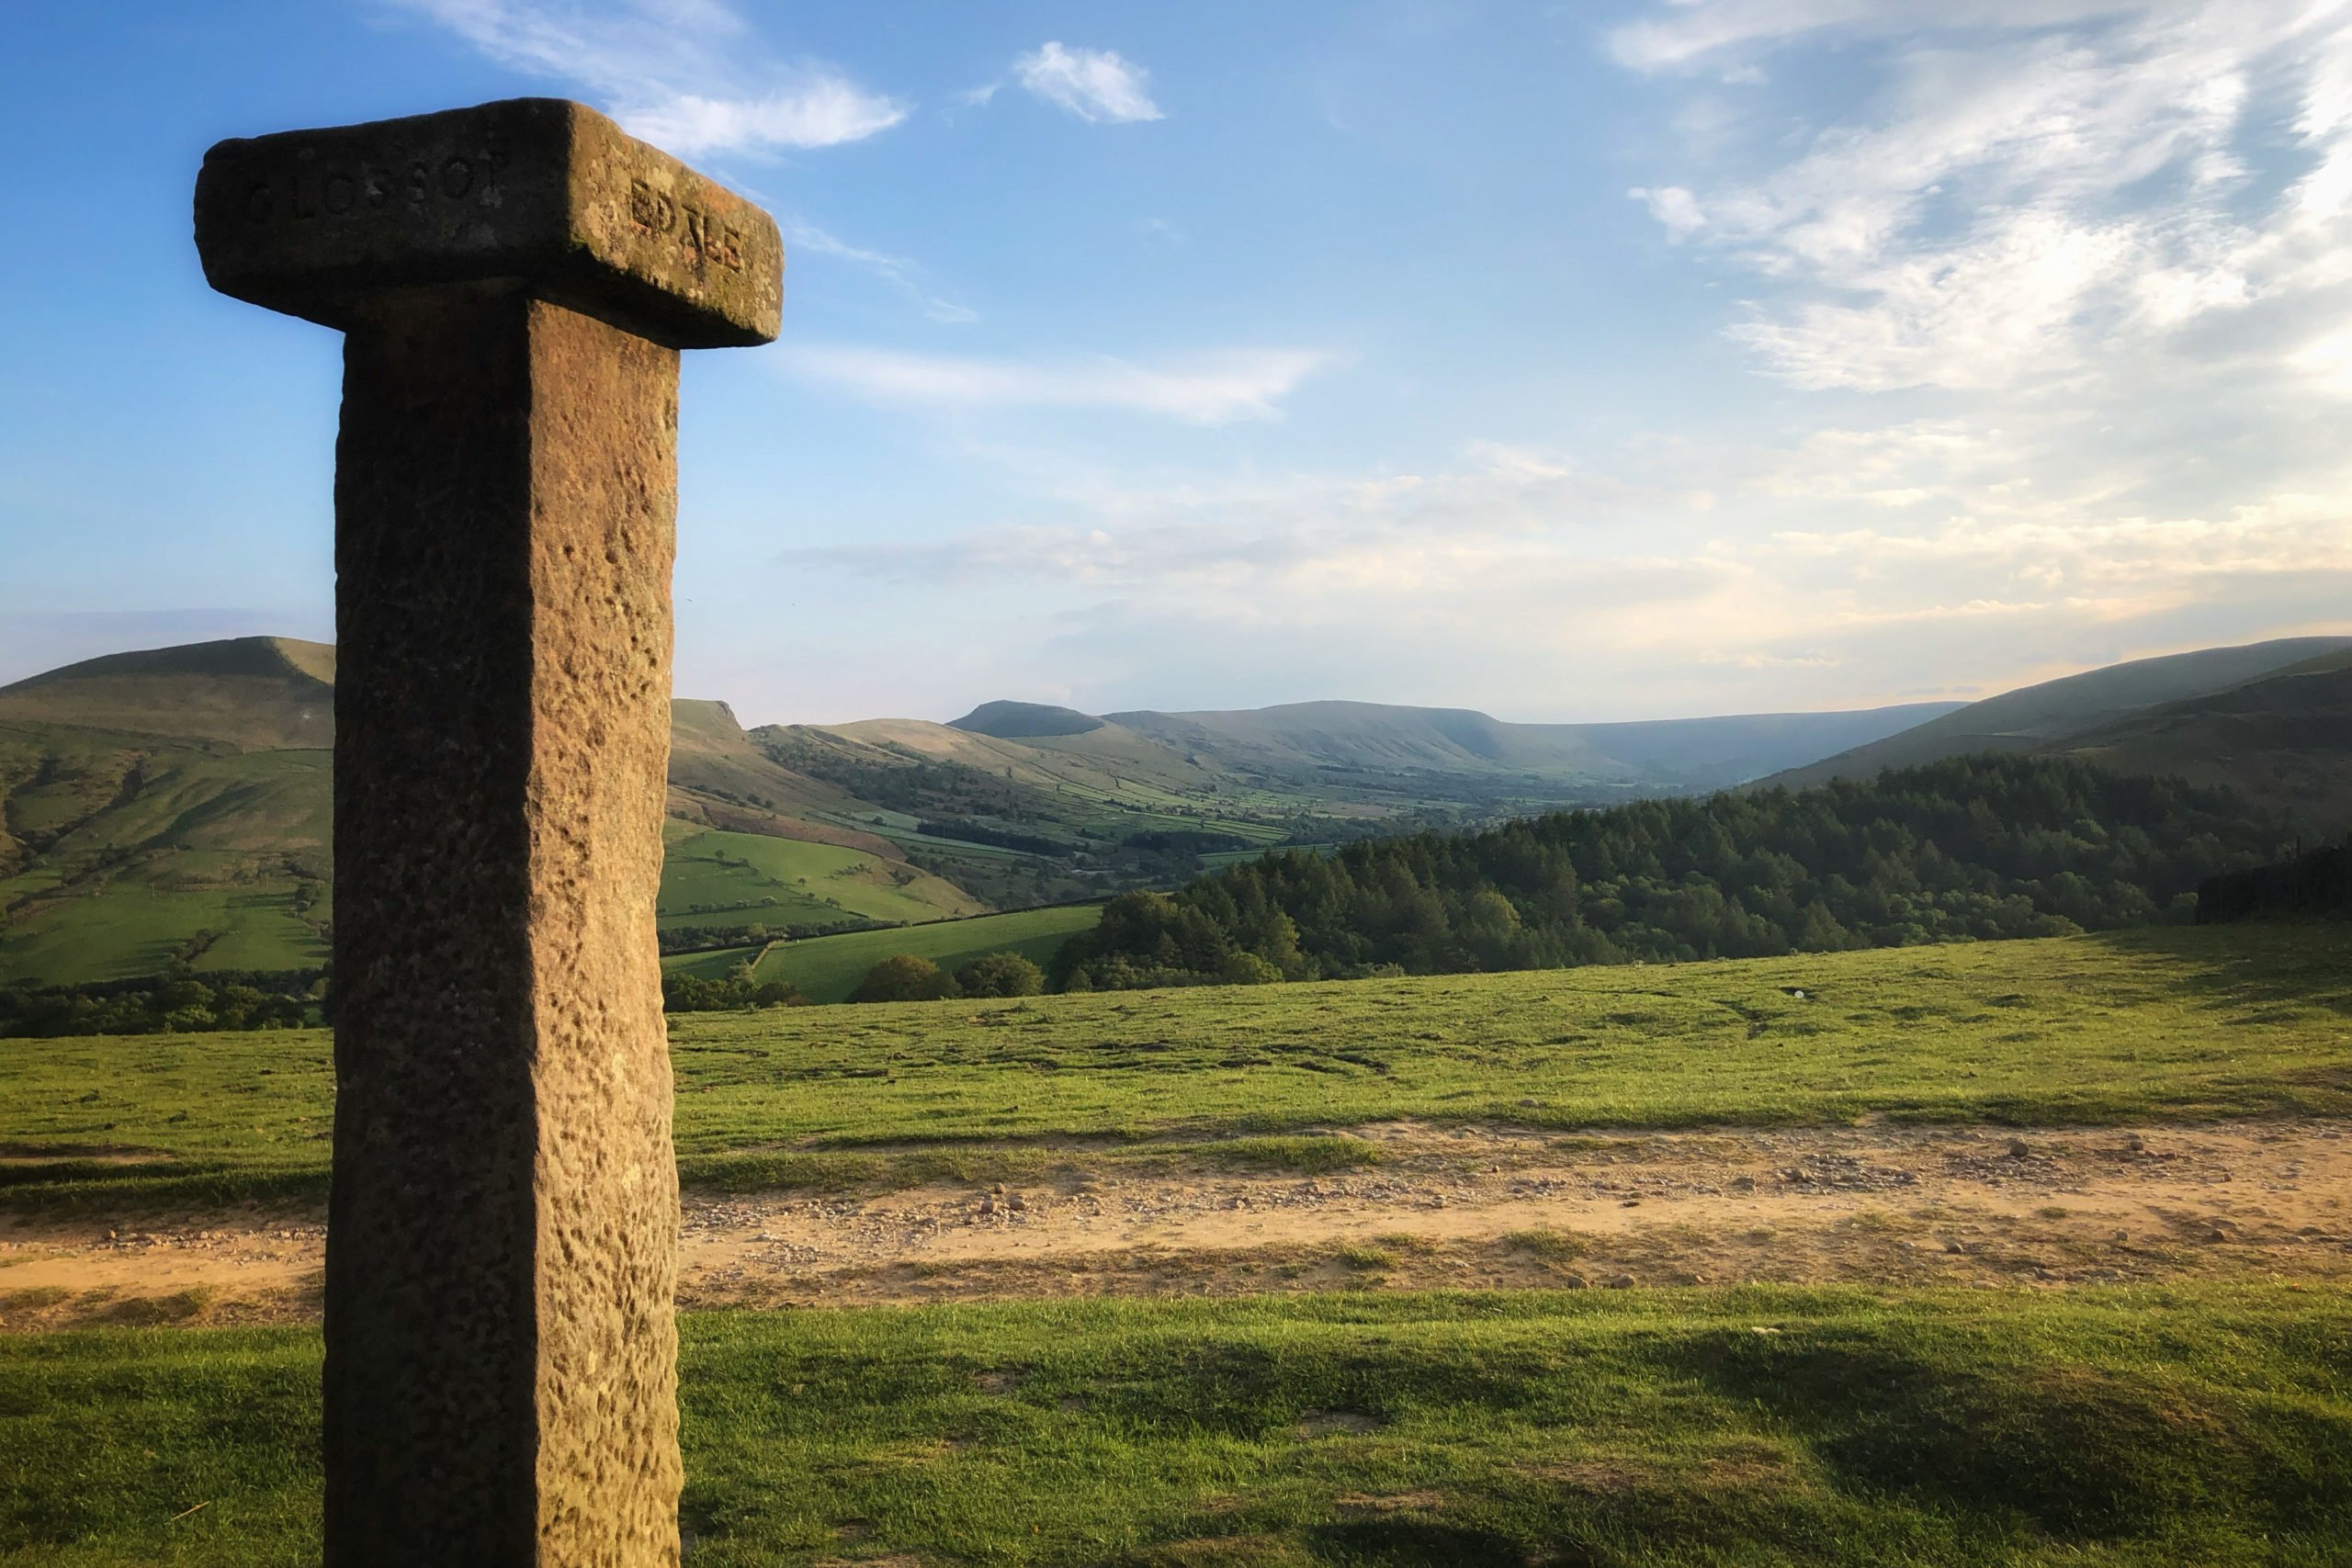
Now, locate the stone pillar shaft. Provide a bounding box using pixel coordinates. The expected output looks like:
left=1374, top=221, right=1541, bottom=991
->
left=325, top=285, right=682, bottom=1566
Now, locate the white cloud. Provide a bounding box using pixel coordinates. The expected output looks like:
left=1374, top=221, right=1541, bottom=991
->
left=627, top=84, right=906, bottom=156
left=764, top=398, right=2352, bottom=717
left=784, top=221, right=977, bottom=323
left=1607, top=0, right=2140, bottom=74
left=1012, top=41, right=1163, bottom=123
left=1614, top=2, right=2352, bottom=393
left=713, top=4, right=2352, bottom=722
left=391, top=0, right=904, bottom=155
left=776, top=344, right=1329, bottom=423
left=1629, top=185, right=1707, bottom=238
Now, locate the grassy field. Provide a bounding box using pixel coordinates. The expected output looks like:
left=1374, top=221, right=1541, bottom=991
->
left=2, top=1283, right=2346, bottom=1565
left=741, top=901, right=1105, bottom=1003
left=0, top=876, right=327, bottom=986
left=0, top=736, right=332, bottom=987
left=6, top=925, right=2348, bottom=1212
left=658, top=827, right=982, bottom=936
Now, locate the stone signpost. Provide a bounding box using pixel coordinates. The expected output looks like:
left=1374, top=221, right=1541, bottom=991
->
left=194, top=99, right=782, bottom=1565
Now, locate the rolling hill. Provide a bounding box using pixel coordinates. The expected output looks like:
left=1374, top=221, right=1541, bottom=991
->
left=1764, top=637, right=2352, bottom=793
left=1104, top=698, right=1966, bottom=785
left=17, top=628, right=2329, bottom=989
left=0, top=645, right=980, bottom=985
left=2049, top=646, right=2352, bottom=833
left=0, top=636, right=335, bottom=750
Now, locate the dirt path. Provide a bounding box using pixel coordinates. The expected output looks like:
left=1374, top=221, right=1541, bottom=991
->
left=6, top=1120, right=2350, bottom=1330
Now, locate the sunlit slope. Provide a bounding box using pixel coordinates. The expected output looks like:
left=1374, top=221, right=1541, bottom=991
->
left=658, top=824, right=983, bottom=942
left=0, top=642, right=981, bottom=985
left=19, top=924, right=2351, bottom=1209
left=757, top=715, right=1306, bottom=846
left=665, top=698, right=902, bottom=853
left=737, top=900, right=1102, bottom=1001
left=0, top=637, right=335, bottom=751
left=0, top=723, right=332, bottom=984
left=1768, top=636, right=2352, bottom=790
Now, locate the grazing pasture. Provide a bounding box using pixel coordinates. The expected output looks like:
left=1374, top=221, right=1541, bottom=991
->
left=3, top=1285, right=2346, bottom=1565
left=657, top=826, right=982, bottom=938
left=6, top=925, right=2347, bottom=1212
left=6, top=923, right=2350, bottom=1563
left=741, top=900, right=1106, bottom=1004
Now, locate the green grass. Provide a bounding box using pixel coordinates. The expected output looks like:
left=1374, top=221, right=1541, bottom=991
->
left=5, top=925, right=2348, bottom=1213
left=0, top=737, right=333, bottom=987
left=657, top=828, right=978, bottom=934
left=0, top=877, right=327, bottom=986
left=745, top=900, right=1103, bottom=1003
left=2, top=1283, right=2346, bottom=1565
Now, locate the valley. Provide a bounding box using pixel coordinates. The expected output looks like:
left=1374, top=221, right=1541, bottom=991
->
left=6, top=630, right=2346, bottom=995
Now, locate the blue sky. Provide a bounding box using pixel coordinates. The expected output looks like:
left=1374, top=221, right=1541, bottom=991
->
left=5, top=2, right=2350, bottom=724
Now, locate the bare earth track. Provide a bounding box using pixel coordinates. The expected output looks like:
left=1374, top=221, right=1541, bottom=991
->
left=7, top=1118, right=2349, bottom=1330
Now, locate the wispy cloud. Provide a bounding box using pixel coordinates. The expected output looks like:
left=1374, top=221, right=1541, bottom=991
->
left=1012, top=41, right=1163, bottom=123
left=784, top=221, right=977, bottom=324
left=1612, top=1, right=2352, bottom=394
left=1608, top=0, right=2138, bottom=74
left=776, top=344, right=1329, bottom=423
left=391, top=0, right=905, bottom=156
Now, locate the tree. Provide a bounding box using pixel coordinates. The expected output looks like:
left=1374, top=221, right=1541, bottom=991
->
left=1038, top=755, right=2285, bottom=995
left=849, top=953, right=961, bottom=1003
left=956, top=951, right=1044, bottom=998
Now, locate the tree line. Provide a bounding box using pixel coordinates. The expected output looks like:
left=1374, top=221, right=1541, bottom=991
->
left=1, top=968, right=320, bottom=1038
left=1046, top=755, right=2289, bottom=992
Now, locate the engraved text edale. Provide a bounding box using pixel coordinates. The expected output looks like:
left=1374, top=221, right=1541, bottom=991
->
left=627, top=177, right=745, bottom=272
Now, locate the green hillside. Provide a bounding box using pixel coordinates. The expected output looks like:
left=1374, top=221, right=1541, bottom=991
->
left=0, top=649, right=981, bottom=986
left=0, top=724, right=332, bottom=985
left=2052, top=648, right=2352, bottom=832
left=736, top=901, right=1102, bottom=1003
left=9, top=629, right=2332, bottom=988
left=0, top=636, right=335, bottom=750
left=1106, top=696, right=1963, bottom=784
left=6, top=923, right=2351, bottom=1564
left=1767, top=636, right=2352, bottom=791
left=1053, top=754, right=2287, bottom=994
left=658, top=824, right=981, bottom=941
left=13, top=923, right=2349, bottom=1207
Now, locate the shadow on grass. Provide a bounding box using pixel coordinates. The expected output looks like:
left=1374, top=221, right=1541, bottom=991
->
left=0, top=1161, right=328, bottom=1214
left=1657, top=1324, right=2352, bottom=1541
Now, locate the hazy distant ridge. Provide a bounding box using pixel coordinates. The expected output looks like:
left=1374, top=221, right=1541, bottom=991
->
left=1766, top=637, right=2352, bottom=795
left=1096, top=697, right=1965, bottom=786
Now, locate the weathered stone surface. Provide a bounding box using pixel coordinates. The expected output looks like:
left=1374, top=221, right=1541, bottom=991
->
left=196, top=98, right=782, bottom=348
left=199, top=98, right=775, bottom=1563
left=324, top=287, right=683, bottom=1564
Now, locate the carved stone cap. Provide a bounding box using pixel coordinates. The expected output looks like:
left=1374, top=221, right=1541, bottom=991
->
left=195, top=98, right=782, bottom=349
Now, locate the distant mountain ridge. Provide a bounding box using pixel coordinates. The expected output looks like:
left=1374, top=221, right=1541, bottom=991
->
left=1101, top=698, right=1968, bottom=785
left=0, top=636, right=335, bottom=750
left=1764, top=637, right=2352, bottom=805
left=2049, top=646, right=2352, bottom=833
left=11, top=629, right=2346, bottom=988
left=951, top=701, right=1104, bottom=739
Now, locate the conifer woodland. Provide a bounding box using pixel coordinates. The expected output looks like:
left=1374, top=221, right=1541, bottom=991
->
left=1051, top=755, right=2287, bottom=991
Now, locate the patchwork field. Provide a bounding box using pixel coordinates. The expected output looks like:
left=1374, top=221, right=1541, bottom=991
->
left=5, top=924, right=2349, bottom=1563
left=658, top=825, right=985, bottom=939
left=762, top=901, right=1104, bottom=1002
